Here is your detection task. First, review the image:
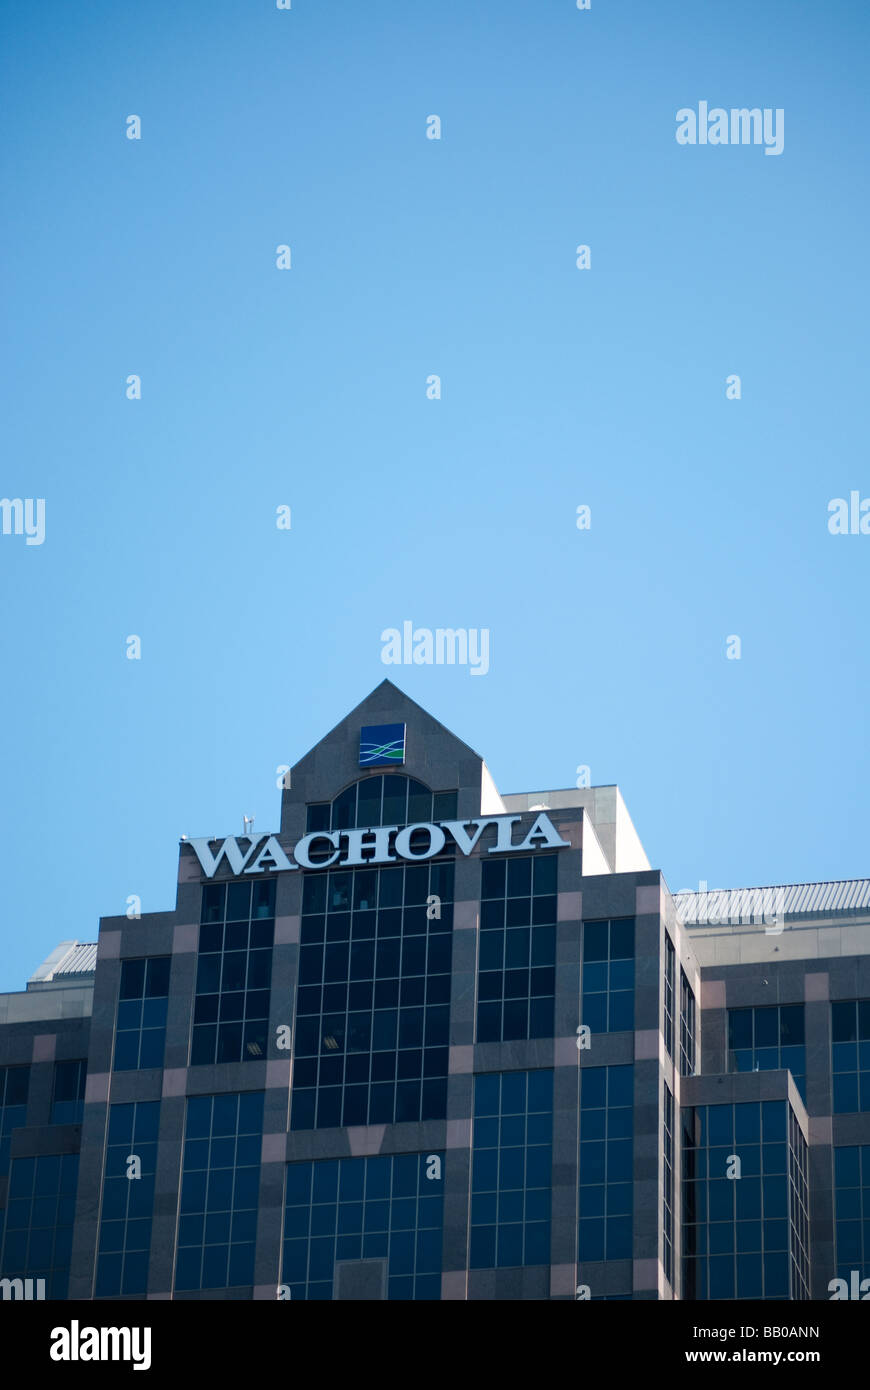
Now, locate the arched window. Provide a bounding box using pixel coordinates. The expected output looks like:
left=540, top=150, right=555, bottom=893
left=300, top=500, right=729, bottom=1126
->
left=306, top=775, right=457, bottom=833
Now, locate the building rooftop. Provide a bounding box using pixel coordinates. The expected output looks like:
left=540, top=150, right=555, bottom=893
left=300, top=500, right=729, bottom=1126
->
left=674, top=879, right=870, bottom=924
left=27, top=940, right=98, bottom=989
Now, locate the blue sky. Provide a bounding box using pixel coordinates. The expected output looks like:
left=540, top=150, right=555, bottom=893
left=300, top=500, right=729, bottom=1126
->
left=1, top=0, right=867, bottom=990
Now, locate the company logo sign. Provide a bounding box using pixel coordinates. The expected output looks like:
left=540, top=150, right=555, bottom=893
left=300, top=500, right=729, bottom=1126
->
left=359, top=723, right=405, bottom=767
left=186, top=812, right=570, bottom=878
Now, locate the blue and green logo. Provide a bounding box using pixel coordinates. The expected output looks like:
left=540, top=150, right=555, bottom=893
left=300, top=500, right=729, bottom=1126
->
left=359, top=723, right=406, bottom=767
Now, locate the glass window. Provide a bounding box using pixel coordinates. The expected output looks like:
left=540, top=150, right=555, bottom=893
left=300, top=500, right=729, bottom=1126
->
left=175, top=1093, right=264, bottom=1292
left=0, top=1066, right=30, bottom=1178
left=292, top=861, right=454, bottom=1130
left=114, top=958, right=171, bottom=1071
left=579, top=1065, right=634, bottom=1263
left=582, top=918, right=635, bottom=1036
left=95, top=1101, right=160, bottom=1297
left=471, top=1071, right=552, bottom=1270
left=663, top=1082, right=674, bottom=1286
left=0, top=1152, right=79, bottom=1299
left=476, top=857, right=557, bottom=1044
left=51, top=1060, right=86, bottom=1125
left=726, top=1006, right=805, bottom=1102
left=315, top=776, right=457, bottom=834
left=680, top=971, right=696, bottom=1077
left=681, top=1101, right=809, bottom=1300
left=663, top=936, right=675, bottom=1061
left=282, top=1150, right=444, bottom=1300
left=193, top=883, right=275, bottom=1066
left=831, top=1002, right=870, bottom=1114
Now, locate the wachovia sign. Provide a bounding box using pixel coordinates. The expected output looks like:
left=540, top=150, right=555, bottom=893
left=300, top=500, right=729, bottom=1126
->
left=186, top=813, right=570, bottom=878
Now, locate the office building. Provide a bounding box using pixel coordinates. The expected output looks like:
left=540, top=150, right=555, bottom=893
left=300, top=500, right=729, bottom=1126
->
left=0, top=681, right=867, bottom=1300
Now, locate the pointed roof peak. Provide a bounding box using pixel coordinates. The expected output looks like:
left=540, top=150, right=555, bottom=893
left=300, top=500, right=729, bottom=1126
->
left=290, top=679, right=484, bottom=776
